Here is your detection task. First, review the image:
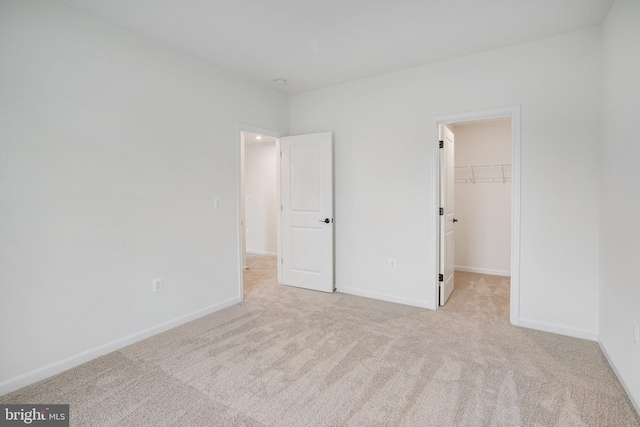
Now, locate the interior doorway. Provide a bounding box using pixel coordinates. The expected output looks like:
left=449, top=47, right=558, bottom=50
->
left=243, top=132, right=278, bottom=260
left=238, top=125, right=282, bottom=301
left=238, top=128, right=335, bottom=300
left=431, top=106, right=521, bottom=325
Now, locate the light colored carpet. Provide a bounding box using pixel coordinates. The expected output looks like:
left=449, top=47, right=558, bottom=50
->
left=2, top=254, right=639, bottom=426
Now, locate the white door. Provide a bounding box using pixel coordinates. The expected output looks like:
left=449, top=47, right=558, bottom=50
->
left=440, top=125, right=455, bottom=305
left=280, top=132, right=334, bottom=292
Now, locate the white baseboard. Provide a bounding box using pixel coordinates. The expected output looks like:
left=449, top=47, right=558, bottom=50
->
left=598, top=336, right=640, bottom=416
left=518, top=318, right=598, bottom=341
left=0, top=296, right=241, bottom=397
left=338, top=286, right=434, bottom=310
left=455, top=265, right=510, bottom=277
left=246, top=250, right=277, bottom=256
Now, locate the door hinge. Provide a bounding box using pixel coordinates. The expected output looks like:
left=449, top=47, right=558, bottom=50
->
left=281, top=258, right=283, bottom=264
left=281, top=204, right=283, bottom=211
left=439, top=274, right=444, bottom=282
left=280, top=150, right=283, bottom=157
left=439, top=140, right=443, bottom=149
left=439, top=207, right=444, bottom=216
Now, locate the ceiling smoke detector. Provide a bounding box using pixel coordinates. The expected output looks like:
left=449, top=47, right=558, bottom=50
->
left=273, top=79, right=287, bottom=85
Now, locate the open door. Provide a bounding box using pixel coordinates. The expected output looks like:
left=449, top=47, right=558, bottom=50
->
left=280, top=132, right=334, bottom=292
left=440, top=125, right=455, bottom=305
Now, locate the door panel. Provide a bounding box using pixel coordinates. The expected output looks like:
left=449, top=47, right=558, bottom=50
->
left=290, top=144, right=322, bottom=211
left=291, top=227, right=323, bottom=272
left=281, top=132, right=334, bottom=292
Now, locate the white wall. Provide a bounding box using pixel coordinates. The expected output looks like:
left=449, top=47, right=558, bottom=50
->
left=453, top=119, right=511, bottom=276
left=0, top=0, right=288, bottom=393
left=245, top=142, right=278, bottom=255
left=600, top=0, right=640, bottom=410
left=290, top=27, right=601, bottom=337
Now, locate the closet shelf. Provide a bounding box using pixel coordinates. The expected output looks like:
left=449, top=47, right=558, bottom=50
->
left=455, top=164, right=511, bottom=184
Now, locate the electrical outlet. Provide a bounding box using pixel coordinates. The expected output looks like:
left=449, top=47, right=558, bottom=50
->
left=388, top=258, right=397, bottom=269
left=214, top=198, right=221, bottom=209
left=634, top=322, right=640, bottom=347
left=152, top=277, right=163, bottom=293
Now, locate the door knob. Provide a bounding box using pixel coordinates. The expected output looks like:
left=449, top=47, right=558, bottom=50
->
left=453, top=218, right=458, bottom=223
left=319, top=218, right=331, bottom=223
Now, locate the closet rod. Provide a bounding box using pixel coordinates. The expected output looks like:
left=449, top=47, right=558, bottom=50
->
left=455, top=164, right=511, bottom=184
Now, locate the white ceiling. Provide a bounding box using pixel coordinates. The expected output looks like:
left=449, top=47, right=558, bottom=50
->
left=57, top=0, right=614, bottom=95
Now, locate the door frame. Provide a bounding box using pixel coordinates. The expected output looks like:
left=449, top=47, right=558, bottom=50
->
left=429, top=106, right=521, bottom=325
left=237, top=124, right=283, bottom=301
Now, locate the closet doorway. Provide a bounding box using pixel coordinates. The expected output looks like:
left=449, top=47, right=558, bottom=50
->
left=431, top=106, right=521, bottom=325
left=452, top=118, right=512, bottom=277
